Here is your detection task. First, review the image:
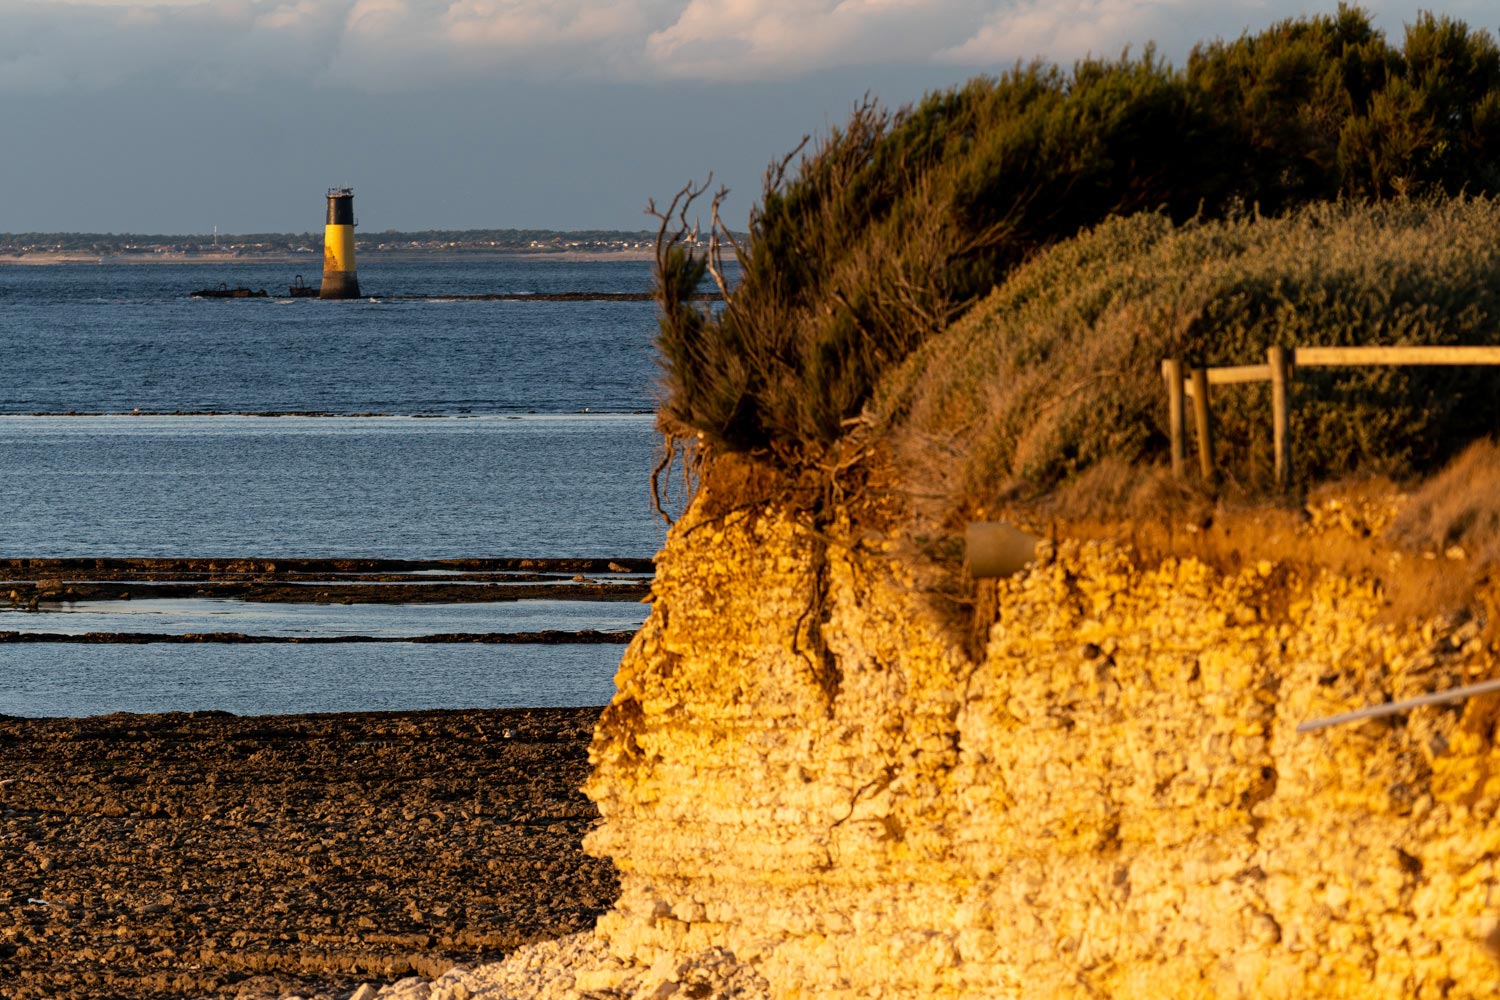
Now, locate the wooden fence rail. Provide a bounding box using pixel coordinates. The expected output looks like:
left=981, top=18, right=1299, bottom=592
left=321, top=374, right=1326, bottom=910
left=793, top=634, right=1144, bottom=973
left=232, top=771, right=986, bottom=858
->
left=1161, top=344, right=1500, bottom=490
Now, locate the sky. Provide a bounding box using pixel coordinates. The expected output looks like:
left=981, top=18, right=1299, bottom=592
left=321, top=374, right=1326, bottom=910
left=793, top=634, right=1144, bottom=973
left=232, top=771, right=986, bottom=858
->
left=0, top=0, right=1493, bottom=233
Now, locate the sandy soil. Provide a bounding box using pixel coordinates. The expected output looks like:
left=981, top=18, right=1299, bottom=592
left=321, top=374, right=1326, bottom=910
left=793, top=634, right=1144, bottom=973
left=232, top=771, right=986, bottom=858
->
left=0, top=706, right=616, bottom=999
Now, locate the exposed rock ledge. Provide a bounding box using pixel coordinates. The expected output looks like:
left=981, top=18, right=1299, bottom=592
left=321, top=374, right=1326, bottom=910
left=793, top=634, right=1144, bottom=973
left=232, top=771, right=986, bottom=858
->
left=358, top=477, right=1500, bottom=999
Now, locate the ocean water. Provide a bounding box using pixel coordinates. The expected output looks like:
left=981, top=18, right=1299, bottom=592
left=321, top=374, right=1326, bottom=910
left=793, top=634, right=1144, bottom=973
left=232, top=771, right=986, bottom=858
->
left=0, top=257, right=659, bottom=414
left=0, top=256, right=678, bottom=716
left=0, top=413, right=669, bottom=557
left=0, top=643, right=627, bottom=717
left=0, top=596, right=650, bottom=637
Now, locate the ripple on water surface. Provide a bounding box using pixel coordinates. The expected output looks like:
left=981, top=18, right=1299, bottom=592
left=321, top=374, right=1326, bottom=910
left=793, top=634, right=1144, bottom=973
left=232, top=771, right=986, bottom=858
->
left=0, top=597, right=650, bottom=637
left=0, top=414, right=681, bottom=558
left=0, top=642, right=626, bottom=717
left=0, top=257, right=664, bottom=414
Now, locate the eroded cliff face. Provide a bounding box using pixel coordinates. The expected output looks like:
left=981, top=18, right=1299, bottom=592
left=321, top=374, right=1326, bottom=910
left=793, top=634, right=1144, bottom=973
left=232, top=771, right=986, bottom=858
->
left=583, top=475, right=1500, bottom=998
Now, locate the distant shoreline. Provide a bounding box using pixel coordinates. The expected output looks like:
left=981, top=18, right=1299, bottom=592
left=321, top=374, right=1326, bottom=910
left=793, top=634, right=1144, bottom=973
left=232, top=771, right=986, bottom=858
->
left=0, top=248, right=658, bottom=266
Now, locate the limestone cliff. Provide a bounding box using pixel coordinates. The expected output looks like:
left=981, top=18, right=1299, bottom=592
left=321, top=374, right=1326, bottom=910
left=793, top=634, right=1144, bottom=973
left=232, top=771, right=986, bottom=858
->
left=581, top=471, right=1500, bottom=998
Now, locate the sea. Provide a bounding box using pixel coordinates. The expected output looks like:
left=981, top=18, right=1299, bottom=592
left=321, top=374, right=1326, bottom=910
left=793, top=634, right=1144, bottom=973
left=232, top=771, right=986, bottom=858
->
left=0, top=255, right=691, bottom=716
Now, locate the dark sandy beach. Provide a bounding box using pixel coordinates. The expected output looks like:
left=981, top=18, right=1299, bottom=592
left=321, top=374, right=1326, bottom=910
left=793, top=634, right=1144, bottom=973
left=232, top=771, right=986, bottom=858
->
left=0, top=706, right=615, bottom=999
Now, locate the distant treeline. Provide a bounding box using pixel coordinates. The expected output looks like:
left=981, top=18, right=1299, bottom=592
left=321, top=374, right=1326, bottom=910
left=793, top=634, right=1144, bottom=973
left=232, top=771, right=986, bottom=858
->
left=0, top=229, right=676, bottom=254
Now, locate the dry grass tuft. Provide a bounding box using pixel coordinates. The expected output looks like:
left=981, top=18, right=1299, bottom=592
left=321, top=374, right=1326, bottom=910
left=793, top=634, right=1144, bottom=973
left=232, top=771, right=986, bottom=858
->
left=876, top=199, right=1500, bottom=538
left=1390, top=437, right=1500, bottom=564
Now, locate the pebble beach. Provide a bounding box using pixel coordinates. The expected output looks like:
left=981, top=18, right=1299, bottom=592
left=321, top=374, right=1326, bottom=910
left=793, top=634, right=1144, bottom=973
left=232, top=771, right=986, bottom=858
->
left=0, top=706, right=616, bottom=999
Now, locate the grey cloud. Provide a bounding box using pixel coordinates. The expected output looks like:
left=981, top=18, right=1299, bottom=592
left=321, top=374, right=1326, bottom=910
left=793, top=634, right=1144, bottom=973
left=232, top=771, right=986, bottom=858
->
left=943, top=1, right=1500, bottom=68
left=321, top=0, right=686, bottom=89
left=1, top=0, right=1494, bottom=95
left=0, top=0, right=347, bottom=93
left=644, top=0, right=992, bottom=80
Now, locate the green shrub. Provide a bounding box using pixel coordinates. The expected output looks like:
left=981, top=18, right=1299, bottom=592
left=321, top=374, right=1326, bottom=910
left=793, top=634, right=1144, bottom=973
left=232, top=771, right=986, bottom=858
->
left=873, top=198, right=1500, bottom=523
left=655, top=6, right=1500, bottom=481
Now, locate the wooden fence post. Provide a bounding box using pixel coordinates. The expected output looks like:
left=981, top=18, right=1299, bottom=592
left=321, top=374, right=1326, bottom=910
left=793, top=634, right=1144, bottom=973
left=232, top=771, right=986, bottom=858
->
left=1268, top=345, right=1291, bottom=491
left=1190, top=366, right=1214, bottom=484
left=1163, top=358, right=1186, bottom=478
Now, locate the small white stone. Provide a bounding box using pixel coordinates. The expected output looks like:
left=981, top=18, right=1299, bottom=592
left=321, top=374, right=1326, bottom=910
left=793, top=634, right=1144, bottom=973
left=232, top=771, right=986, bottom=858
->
left=379, top=978, right=431, bottom=1000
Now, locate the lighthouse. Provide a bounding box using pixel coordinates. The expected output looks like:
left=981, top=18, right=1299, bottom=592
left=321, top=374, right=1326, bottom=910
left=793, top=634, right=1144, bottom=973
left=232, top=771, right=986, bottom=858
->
left=320, top=187, right=360, bottom=299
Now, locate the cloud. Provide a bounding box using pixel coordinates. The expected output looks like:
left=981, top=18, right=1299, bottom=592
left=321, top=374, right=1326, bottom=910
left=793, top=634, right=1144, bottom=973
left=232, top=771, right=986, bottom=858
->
left=941, top=0, right=1290, bottom=66
left=324, top=0, right=682, bottom=88
left=644, top=0, right=988, bottom=80
left=0, top=0, right=346, bottom=93
left=0, top=0, right=1488, bottom=94
left=939, top=1, right=1500, bottom=69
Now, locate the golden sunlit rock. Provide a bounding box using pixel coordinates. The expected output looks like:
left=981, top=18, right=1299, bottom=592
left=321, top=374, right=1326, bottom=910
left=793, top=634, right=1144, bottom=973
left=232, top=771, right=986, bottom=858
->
left=581, top=476, right=1500, bottom=998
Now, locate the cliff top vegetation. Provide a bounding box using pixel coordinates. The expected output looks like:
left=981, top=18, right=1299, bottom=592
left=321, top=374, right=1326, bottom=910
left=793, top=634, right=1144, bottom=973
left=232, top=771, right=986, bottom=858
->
left=876, top=198, right=1500, bottom=529
left=653, top=5, right=1500, bottom=511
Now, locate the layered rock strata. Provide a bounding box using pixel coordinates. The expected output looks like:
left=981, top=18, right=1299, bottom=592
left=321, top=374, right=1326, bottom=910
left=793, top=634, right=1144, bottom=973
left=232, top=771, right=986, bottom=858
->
left=570, top=479, right=1500, bottom=998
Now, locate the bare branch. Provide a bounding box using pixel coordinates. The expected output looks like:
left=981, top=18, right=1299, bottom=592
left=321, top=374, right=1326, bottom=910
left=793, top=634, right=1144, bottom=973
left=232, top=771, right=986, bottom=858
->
left=706, top=186, right=740, bottom=303
left=650, top=430, right=702, bottom=527
left=647, top=176, right=712, bottom=274
left=767, top=135, right=811, bottom=194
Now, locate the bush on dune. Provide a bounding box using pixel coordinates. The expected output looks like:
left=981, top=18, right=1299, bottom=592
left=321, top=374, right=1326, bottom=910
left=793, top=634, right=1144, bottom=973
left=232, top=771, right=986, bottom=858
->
left=873, top=199, right=1500, bottom=528
left=654, top=5, right=1500, bottom=502
left=657, top=57, right=1218, bottom=464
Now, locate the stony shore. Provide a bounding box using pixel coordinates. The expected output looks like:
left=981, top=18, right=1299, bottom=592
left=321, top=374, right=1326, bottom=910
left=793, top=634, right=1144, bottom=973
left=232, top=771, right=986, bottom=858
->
left=0, top=706, right=616, bottom=999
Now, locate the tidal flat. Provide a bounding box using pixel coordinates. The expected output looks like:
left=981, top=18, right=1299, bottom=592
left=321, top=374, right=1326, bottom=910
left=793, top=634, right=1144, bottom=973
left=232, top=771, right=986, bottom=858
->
left=0, top=706, right=615, bottom=999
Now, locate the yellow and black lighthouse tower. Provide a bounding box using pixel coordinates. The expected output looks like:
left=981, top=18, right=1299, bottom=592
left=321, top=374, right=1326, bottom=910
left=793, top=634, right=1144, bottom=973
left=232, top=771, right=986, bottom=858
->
left=320, top=187, right=360, bottom=299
